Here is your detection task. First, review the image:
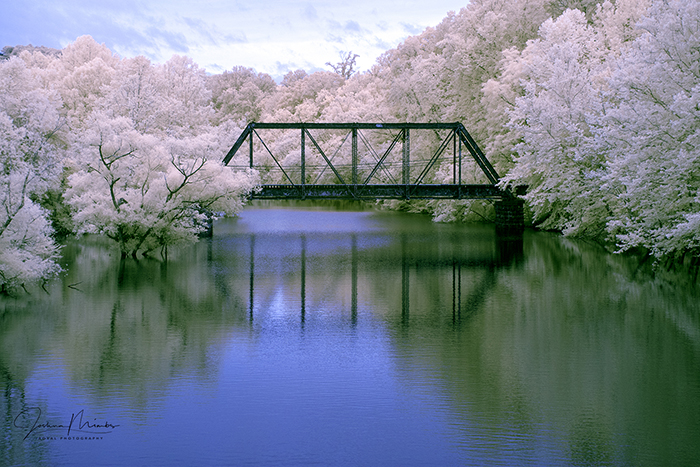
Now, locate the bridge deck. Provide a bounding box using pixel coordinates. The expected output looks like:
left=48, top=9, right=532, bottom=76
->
left=252, top=184, right=505, bottom=200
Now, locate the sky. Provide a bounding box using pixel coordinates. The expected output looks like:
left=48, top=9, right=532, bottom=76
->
left=1, top=0, right=469, bottom=80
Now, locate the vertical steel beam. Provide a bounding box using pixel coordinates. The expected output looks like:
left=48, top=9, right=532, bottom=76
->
left=352, top=127, right=358, bottom=186
left=403, top=128, right=410, bottom=194
left=249, top=130, right=254, bottom=168
left=459, top=132, right=463, bottom=187
left=453, top=129, right=457, bottom=184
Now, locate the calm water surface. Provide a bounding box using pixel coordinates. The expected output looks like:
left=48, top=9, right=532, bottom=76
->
left=1, top=206, right=699, bottom=466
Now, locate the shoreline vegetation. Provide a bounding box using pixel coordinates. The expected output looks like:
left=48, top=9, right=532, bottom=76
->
left=2, top=0, right=700, bottom=293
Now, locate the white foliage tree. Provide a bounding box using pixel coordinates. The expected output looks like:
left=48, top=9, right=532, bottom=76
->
left=156, top=55, right=213, bottom=136
left=262, top=71, right=344, bottom=122
left=326, top=51, right=360, bottom=80
left=501, top=9, right=611, bottom=234
left=207, top=66, right=276, bottom=125
left=0, top=58, right=64, bottom=292
left=498, top=1, right=649, bottom=238
left=65, top=115, right=258, bottom=258
left=602, top=0, right=700, bottom=259
left=103, top=55, right=161, bottom=135
left=60, top=46, right=259, bottom=259
left=53, top=35, right=119, bottom=127
left=373, top=0, right=552, bottom=221
left=102, top=54, right=212, bottom=137
left=378, top=0, right=551, bottom=171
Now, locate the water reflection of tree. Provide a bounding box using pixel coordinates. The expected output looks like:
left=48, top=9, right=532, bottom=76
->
left=2, top=219, right=698, bottom=465
left=0, top=300, right=56, bottom=465
left=2, top=236, right=251, bottom=421
left=0, top=373, right=52, bottom=466
left=391, top=231, right=700, bottom=466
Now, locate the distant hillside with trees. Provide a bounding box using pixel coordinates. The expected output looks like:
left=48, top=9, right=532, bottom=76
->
left=1, top=44, right=62, bottom=60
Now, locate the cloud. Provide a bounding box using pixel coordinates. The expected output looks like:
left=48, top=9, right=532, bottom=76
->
left=183, top=17, right=218, bottom=45
left=400, top=22, right=424, bottom=35
left=204, top=62, right=226, bottom=74
left=344, top=20, right=361, bottom=33
left=325, top=18, right=365, bottom=44
left=325, top=34, right=344, bottom=44
left=371, top=37, right=392, bottom=51
left=303, top=4, right=318, bottom=21
left=145, top=26, right=189, bottom=54
left=274, top=60, right=303, bottom=78
left=222, top=32, right=248, bottom=44
left=2, top=0, right=469, bottom=76
left=183, top=16, right=247, bottom=47
left=0, top=0, right=191, bottom=63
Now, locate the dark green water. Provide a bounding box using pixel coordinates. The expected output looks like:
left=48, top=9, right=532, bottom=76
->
left=1, top=206, right=699, bottom=466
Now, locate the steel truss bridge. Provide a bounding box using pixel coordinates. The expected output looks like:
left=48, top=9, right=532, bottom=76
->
left=223, top=122, right=517, bottom=202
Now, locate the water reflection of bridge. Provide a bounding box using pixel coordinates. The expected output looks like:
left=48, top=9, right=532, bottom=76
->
left=215, top=231, right=523, bottom=326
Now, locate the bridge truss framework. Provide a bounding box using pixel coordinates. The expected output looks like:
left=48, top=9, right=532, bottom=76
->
left=224, top=122, right=523, bottom=231
left=223, top=122, right=518, bottom=201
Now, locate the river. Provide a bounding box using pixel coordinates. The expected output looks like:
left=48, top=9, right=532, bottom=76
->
left=1, top=204, right=699, bottom=466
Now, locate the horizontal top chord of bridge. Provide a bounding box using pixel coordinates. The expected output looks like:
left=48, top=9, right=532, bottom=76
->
left=243, top=122, right=465, bottom=130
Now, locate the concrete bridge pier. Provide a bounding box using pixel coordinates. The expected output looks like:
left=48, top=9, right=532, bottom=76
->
left=494, top=198, right=524, bottom=234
